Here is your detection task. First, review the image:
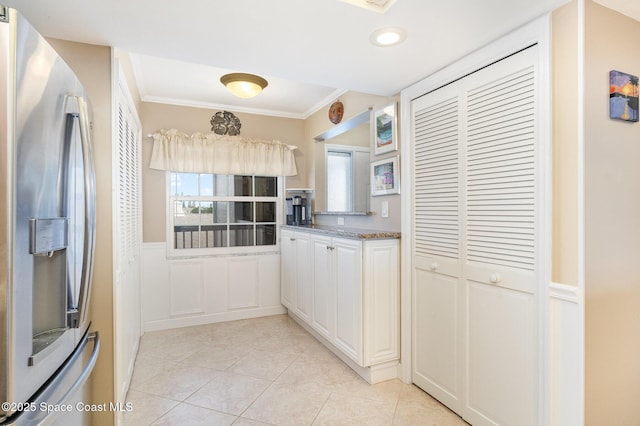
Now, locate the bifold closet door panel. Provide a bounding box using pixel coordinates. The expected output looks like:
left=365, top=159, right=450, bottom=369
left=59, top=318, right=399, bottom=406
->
left=412, top=81, right=464, bottom=414
left=462, top=46, right=539, bottom=426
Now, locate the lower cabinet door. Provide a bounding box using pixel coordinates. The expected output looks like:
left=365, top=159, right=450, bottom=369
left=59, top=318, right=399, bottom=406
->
left=280, top=230, right=296, bottom=310
left=293, top=234, right=311, bottom=321
left=333, top=237, right=362, bottom=364
left=311, top=235, right=334, bottom=341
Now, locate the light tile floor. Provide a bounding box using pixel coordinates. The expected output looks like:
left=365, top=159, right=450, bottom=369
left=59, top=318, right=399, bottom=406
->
left=124, top=314, right=467, bottom=426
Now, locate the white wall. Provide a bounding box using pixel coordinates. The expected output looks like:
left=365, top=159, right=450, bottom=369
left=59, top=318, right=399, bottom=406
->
left=584, top=1, right=640, bottom=423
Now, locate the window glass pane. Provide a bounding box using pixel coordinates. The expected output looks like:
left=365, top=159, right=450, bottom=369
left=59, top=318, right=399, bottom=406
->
left=232, top=176, right=253, bottom=196
left=212, top=201, right=228, bottom=223
left=201, top=224, right=228, bottom=248
left=326, top=151, right=352, bottom=212
left=200, top=174, right=213, bottom=196
left=229, top=224, right=254, bottom=247
left=170, top=173, right=178, bottom=196
left=173, top=200, right=200, bottom=249
left=192, top=201, right=211, bottom=215
left=212, top=174, right=232, bottom=196
left=172, top=173, right=200, bottom=196
left=174, top=226, right=201, bottom=249
left=197, top=201, right=213, bottom=223
left=230, top=201, right=253, bottom=223
left=255, top=176, right=277, bottom=196
left=255, top=202, right=276, bottom=222
left=256, top=224, right=276, bottom=246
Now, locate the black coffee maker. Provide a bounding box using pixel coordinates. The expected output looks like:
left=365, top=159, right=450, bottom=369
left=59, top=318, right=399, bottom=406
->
left=286, top=193, right=311, bottom=225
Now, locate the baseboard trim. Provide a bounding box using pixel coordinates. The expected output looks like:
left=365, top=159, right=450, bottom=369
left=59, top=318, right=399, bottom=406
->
left=288, top=311, right=399, bottom=384
left=143, top=305, right=287, bottom=332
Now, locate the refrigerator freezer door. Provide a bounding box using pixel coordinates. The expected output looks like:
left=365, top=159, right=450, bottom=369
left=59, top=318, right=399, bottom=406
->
left=0, top=8, right=97, bottom=417
left=1, top=330, right=100, bottom=425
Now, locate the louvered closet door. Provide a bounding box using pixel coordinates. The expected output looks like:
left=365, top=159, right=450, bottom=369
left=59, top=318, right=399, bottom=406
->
left=412, top=45, right=540, bottom=426
left=412, top=80, right=464, bottom=414
left=463, top=46, right=539, bottom=426
left=114, top=78, right=142, bottom=405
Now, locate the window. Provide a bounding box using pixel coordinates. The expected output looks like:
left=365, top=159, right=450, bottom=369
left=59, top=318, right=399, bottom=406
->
left=326, top=150, right=353, bottom=212
left=169, top=172, right=279, bottom=254
left=324, top=144, right=370, bottom=212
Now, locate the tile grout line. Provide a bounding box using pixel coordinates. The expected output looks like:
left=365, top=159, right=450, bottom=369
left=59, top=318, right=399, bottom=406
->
left=233, top=345, right=302, bottom=424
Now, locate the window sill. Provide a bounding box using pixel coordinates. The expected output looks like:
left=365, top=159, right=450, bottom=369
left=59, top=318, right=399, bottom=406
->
left=165, top=245, right=280, bottom=260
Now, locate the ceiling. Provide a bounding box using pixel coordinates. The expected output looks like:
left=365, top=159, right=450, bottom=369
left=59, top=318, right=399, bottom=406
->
left=3, top=0, right=637, bottom=119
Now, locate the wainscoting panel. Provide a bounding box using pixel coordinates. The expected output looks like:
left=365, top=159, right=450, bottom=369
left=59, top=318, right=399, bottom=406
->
left=549, top=282, right=581, bottom=426
left=169, top=260, right=204, bottom=316
left=228, top=257, right=259, bottom=309
left=142, top=243, right=285, bottom=331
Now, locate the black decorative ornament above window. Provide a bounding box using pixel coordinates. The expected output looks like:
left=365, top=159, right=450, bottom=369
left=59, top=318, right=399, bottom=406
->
left=210, top=111, right=242, bottom=135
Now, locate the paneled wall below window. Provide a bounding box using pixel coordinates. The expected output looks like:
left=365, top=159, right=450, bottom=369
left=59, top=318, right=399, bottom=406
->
left=141, top=243, right=285, bottom=331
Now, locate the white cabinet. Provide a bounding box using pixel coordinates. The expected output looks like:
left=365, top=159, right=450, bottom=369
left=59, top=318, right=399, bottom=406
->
left=312, top=235, right=362, bottom=363
left=310, top=234, right=334, bottom=341
left=280, top=229, right=311, bottom=321
left=280, top=227, right=399, bottom=383
left=280, top=230, right=296, bottom=310
left=294, top=236, right=312, bottom=321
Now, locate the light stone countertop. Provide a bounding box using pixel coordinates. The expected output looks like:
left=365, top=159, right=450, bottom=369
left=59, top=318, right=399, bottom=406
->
left=281, top=224, right=400, bottom=240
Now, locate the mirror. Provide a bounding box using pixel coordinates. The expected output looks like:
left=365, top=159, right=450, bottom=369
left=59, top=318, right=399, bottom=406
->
left=314, top=110, right=371, bottom=214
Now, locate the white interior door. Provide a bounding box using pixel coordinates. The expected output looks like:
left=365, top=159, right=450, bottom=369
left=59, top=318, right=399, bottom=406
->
left=412, top=45, right=541, bottom=426
left=114, top=63, right=143, bottom=406
left=463, top=49, right=539, bottom=426
left=412, top=82, right=463, bottom=413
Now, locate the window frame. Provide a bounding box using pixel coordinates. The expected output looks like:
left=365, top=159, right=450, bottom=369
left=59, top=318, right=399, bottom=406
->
left=324, top=143, right=370, bottom=213
left=165, top=172, right=282, bottom=258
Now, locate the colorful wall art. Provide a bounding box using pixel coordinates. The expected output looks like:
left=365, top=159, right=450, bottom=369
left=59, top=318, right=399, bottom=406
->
left=610, top=70, right=639, bottom=122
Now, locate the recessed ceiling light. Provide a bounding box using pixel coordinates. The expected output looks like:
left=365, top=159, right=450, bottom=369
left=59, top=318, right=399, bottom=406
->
left=339, top=0, right=398, bottom=14
left=370, top=27, right=406, bottom=47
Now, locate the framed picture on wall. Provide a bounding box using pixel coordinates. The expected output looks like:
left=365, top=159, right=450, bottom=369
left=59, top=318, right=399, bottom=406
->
left=371, top=156, right=400, bottom=196
left=609, top=70, right=639, bottom=122
left=373, top=103, right=398, bottom=155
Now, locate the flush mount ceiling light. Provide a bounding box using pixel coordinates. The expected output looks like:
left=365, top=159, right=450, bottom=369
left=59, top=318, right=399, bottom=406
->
left=370, top=27, right=407, bottom=47
left=220, top=73, right=268, bottom=99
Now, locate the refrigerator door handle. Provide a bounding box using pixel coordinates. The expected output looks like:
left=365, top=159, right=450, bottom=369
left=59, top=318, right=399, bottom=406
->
left=68, top=96, right=96, bottom=329
left=55, top=331, right=100, bottom=407
left=9, top=332, right=101, bottom=425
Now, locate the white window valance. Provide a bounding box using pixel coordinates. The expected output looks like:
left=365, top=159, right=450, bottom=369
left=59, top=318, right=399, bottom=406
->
left=149, top=129, right=298, bottom=176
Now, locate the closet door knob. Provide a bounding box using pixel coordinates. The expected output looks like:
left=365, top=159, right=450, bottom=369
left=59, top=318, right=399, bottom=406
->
left=429, top=262, right=438, bottom=271
left=489, top=273, right=501, bottom=284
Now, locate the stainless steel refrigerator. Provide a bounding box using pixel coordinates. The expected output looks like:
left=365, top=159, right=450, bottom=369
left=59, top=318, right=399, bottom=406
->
left=0, top=6, right=100, bottom=425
